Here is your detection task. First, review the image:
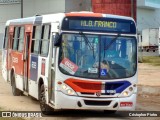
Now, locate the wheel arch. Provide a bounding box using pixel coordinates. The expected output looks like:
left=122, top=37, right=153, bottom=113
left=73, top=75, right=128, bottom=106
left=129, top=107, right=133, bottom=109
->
left=10, top=67, right=15, bottom=86
left=38, top=77, right=44, bottom=99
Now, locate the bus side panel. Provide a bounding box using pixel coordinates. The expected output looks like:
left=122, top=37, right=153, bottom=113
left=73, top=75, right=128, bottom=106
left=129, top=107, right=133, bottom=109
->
left=2, top=50, right=8, bottom=81
left=29, top=54, right=39, bottom=98
left=11, top=51, right=24, bottom=91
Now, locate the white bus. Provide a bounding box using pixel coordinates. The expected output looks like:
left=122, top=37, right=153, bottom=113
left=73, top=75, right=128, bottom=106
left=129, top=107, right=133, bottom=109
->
left=2, top=12, right=137, bottom=114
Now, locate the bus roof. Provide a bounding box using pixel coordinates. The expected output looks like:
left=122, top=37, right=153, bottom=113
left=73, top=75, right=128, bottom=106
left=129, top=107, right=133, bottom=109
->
left=6, top=12, right=135, bottom=26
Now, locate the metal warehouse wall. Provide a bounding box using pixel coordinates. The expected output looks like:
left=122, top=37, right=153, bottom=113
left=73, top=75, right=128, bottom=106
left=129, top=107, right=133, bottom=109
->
left=23, top=0, right=65, bottom=17
left=0, top=3, right=21, bottom=33
left=65, top=0, right=91, bottom=12
left=0, top=3, right=21, bottom=49
left=0, top=0, right=91, bottom=49
left=92, top=0, right=137, bottom=21
left=137, top=8, right=160, bottom=32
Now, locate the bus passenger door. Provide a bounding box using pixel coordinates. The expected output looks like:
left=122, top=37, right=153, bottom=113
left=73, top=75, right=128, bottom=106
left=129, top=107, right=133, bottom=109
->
left=23, top=33, right=30, bottom=92
left=23, top=26, right=32, bottom=92
left=50, top=46, right=55, bottom=104
left=49, top=31, right=59, bottom=104
left=6, top=26, right=14, bottom=82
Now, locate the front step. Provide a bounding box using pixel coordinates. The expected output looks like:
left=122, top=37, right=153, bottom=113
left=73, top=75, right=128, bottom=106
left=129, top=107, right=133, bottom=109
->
left=23, top=91, right=29, bottom=96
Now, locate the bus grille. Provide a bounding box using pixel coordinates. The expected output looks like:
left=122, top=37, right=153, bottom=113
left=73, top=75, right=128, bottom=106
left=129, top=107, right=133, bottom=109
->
left=84, top=100, right=111, bottom=106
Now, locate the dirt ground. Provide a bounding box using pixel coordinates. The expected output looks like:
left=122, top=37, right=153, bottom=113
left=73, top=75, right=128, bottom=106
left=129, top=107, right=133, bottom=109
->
left=138, top=63, right=160, bottom=87
left=0, top=53, right=160, bottom=115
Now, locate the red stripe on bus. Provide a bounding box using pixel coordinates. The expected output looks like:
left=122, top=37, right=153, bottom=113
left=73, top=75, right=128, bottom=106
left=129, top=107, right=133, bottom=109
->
left=65, top=13, right=103, bottom=17
left=64, top=78, right=102, bottom=93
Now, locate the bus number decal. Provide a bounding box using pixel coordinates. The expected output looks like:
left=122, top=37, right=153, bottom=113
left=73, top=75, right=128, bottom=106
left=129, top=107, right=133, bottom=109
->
left=31, top=61, right=37, bottom=69
left=60, top=58, right=78, bottom=75
left=12, top=57, right=18, bottom=63
left=30, top=56, right=38, bottom=81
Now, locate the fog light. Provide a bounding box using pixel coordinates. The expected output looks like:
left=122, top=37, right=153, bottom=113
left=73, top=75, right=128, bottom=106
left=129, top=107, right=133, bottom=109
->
left=67, top=89, right=74, bottom=95
left=133, top=84, right=136, bottom=87
left=129, top=87, right=133, bottom=91
left=123, top=91, right=128, bottom=96
left=62, top=84, right=67, bottom=90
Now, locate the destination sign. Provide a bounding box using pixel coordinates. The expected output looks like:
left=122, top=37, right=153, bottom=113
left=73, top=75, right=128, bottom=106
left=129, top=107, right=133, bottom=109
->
left=80, top=20, right=117, bottom=29
left=62, top=17, right=136, bottom=34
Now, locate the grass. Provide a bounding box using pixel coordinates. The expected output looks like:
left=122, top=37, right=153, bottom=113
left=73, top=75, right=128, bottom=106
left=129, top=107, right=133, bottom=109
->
left=142, top=56, right=160, bottom=66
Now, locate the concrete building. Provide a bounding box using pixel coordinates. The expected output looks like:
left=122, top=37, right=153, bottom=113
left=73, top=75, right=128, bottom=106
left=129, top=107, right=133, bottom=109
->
left=137, top=0, right=160, bottom=32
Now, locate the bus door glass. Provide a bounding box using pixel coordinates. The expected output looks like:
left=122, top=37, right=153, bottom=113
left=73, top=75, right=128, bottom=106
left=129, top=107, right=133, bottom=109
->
left=23, top=25, right=32, bottom=92
left=50, top=32, right=57, bottom=103
left=7, top=26, right=14, bottom=73
left=23, top=33, right=30, bottom=92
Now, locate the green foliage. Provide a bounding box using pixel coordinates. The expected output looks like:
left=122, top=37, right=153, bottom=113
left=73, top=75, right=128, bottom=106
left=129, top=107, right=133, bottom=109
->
left=142, top=56, right=160, bottom=66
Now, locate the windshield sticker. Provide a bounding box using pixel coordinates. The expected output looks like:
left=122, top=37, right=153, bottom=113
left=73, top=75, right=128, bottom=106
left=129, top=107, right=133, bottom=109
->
left=111, top=61, right=115, bottom=64
left=60, top=58, right=79, bottom=75
left=88, top=68, right=98, bottom=73
left=100, top=69, right=107, bottom=76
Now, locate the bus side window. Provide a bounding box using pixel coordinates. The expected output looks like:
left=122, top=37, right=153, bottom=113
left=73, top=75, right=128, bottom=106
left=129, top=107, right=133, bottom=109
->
left=40, top=25, right=51, bottom=57
left=13, top=27, right=20, bottom=50
left=3, top=27, right=9, bottom=49
left=18, top=27, right=25, bottom=52
left=31, top=26, right=42, bottom=54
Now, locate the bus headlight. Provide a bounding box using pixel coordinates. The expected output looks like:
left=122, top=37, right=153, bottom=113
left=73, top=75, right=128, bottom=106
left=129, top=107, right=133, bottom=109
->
left=123, top=91, right=129, bottom=96
left=67, top=89, right=75, bottom=95
left=62, top=84, right=67, bottom=90
left=59, top=82, right=77, bottom=96
left=118, top=84, right=136, bottom=97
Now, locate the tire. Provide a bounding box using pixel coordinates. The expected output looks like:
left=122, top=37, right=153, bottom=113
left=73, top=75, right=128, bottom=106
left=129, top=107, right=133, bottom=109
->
left=39, top=84, right=53, bottom=115
left=11, top=73, right=22, bottom=96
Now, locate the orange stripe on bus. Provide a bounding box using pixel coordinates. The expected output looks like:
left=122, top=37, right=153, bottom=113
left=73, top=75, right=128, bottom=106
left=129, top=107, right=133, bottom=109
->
left=65, top=13, right=103, bottom=17
left=64, top=78, right=102, bottom=93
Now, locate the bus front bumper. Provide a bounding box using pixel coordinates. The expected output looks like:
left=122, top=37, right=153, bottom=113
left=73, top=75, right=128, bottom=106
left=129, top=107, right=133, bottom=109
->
left=55, top=91, right=136, bottom=111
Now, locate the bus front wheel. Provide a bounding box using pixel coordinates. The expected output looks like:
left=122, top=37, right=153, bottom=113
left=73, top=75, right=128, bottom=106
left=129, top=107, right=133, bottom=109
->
left=39, top=84, right=53, bottom=115
left=11, top=73, right=22, bottom=96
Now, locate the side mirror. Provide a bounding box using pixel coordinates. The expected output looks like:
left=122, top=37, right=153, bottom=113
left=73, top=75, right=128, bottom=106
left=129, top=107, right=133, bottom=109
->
left=53, top=33, right=62, bottom=47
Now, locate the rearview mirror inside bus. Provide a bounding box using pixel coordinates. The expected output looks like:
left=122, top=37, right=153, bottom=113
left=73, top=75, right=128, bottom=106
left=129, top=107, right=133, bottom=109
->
left=53, top=33, right=62, bottom=46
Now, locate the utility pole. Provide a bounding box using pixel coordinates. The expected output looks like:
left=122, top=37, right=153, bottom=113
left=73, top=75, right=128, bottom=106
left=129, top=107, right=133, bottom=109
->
left=21, top=0, right=23, bottom=18
left=131, top=0, right=134, bottom=19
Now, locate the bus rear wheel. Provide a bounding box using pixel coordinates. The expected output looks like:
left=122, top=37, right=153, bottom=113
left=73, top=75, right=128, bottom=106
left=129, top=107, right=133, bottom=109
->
left=39, top=84, right=53, bottom=115
left=11, top=73, right=22, bottom=96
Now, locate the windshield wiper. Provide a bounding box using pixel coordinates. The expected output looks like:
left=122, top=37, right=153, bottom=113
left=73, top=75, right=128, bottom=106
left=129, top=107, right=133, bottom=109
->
left=103, top=33, right=120, bottom=58
left=79, top=32, right=95, bottom=59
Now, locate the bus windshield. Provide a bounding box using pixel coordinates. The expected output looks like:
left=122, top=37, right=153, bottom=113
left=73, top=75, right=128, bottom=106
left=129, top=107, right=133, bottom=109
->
left=59, top=33, right=137, bottom=79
